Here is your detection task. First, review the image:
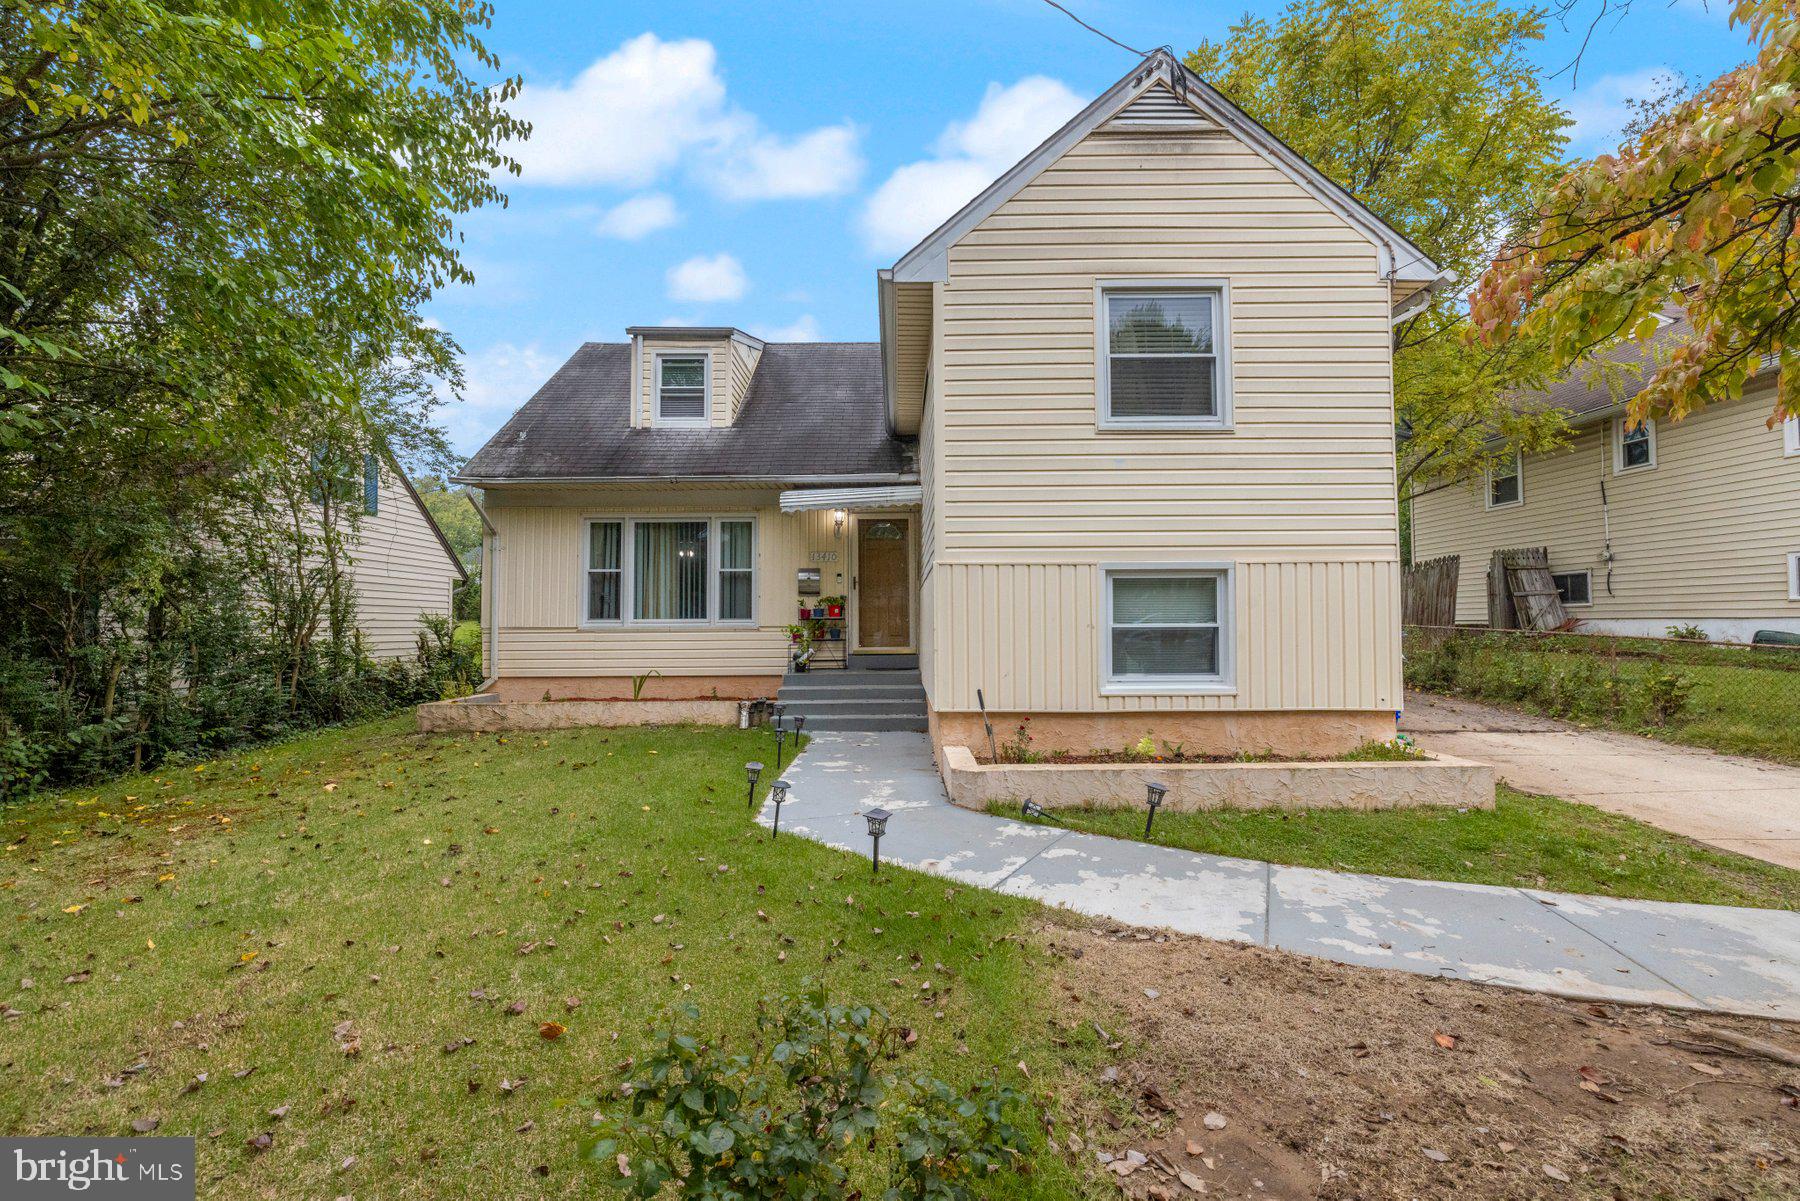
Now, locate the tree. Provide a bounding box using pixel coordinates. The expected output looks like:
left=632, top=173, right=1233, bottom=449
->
left=415, top=475, right=482, bottom=566
left=1185, top=0, right=1575, bottom=492
left=1470, top=0, right=1800, bottom=429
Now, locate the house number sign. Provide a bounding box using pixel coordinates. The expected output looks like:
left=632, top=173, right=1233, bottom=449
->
left=809, top=551, right=840, bottom=563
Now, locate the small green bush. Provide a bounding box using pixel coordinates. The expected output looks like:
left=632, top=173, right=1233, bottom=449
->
left=580, top=984, right=1029, bottom=1201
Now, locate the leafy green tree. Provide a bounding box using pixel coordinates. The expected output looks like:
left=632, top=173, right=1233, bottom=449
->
left=415, top=475, right=483, bottom=566
left=1471, top=0, right=1800, bottom=429
left=1186, top=0, right=1575, bottom=492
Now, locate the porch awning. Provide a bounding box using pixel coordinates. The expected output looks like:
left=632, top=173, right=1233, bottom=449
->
left=778, top=485, right=922, bottom=513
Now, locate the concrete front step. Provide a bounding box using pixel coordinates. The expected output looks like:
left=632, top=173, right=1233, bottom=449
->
left=795, top=713, right=929, bottom=732
left=782, top=698, right=925, bottom=718
left=785, top=669, right=921, bottom=686
left=779, top=683, right=926, bottom=703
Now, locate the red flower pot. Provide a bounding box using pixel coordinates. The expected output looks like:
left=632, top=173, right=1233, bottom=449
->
left=826, top=603, right=843, bottom=618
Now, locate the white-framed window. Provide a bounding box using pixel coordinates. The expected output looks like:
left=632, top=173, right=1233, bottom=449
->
left=654, top=353, right=709, bottom=427
left=583, top=516, right=755, bottom=626
left=1551, top=570, right=1593, bottom=607
left=1614, top=417, right=1656, bottom=473
left=1101, top=566, right=1234, bottom=693
left=1789, top=552, right=1800, bottom=602
left=1785, top=418, right=1798, bottom=457
left=1095, top=280, right=1232, bottom=430
left=1486, top=451, right=1523, bottom=509
left=585, top=521, right=623, bottom=622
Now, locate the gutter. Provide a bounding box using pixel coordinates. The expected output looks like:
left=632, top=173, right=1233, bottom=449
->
left=449, top=471, right=920, bottom=488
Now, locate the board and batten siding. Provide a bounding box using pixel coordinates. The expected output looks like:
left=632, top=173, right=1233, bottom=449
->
left=345, top=464, right=465, bottom=659
left=483, top=488, right=842, bottom=677
left=1410, top=388, right=1800, bottom=631
left=925, top=125, right=1402, bottom=714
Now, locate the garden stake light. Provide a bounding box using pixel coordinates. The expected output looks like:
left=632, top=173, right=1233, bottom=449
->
left=770, top=779, right=789, bottom=838
left=793, top=714, right=806, bottom=740
left=745, top=761, right=763, bottom=812
left=774, top=721, right=787, bottom=771
left=864, top=807, right=891, bottom=874
left=1144, top=780, right=1168, bottom=837
left=1021, top=799, right=1051, bottom=821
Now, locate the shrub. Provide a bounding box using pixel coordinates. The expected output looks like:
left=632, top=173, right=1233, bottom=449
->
left=1640, top=670, right=1695, bottom=726
left=1665, top=623, right=1709, bottom=642
left=580, top=984, right=1029, bottom=1200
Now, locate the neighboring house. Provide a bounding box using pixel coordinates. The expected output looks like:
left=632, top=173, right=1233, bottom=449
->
left=328, top=454, right=470, bottom=658
left=456, top=51, right=1445, bottom=756
left=1410, top=320, right=1800, bottom=643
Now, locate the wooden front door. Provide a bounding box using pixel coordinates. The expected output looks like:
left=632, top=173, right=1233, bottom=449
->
left=855, top=517, right=911, bottom=649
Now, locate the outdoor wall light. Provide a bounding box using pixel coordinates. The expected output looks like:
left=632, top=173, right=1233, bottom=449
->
left=745, top=761, right=763, bottom=811
left=832, top=508, right=846, bottom=536
left=1143, top=780, right=1169, bottom=837
left=864, top=807, right=891, bottom=874
left=770, top=779, right=790, bottom=838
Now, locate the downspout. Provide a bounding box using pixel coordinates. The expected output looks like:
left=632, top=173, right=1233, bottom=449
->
left=468, top=493, right=499, bottom=691
left=1598, top=429, right=1616, bottom=597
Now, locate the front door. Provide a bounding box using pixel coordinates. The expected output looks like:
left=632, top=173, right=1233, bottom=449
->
left=855, top=517, right=911, bottom=649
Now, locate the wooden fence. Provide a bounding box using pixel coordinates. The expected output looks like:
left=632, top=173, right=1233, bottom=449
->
left=1402, top=554, right=1459, bottom=628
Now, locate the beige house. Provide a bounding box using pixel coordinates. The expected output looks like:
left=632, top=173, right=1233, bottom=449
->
left=333, top=455, right=470, bottom=658
left=1411, top=329, right=1800, bottom=643
left=457, top=51, right=1446, bottom=756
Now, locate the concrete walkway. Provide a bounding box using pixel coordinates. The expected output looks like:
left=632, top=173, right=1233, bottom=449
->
left=1402, top=691, right=1800, bottom=869
left=771, top=732, right=1800, bottom=1021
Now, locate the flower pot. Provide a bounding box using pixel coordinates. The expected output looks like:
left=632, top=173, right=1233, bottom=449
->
left=790, top=631, right=802, bottom=643
left=811, top=607, right=825, bottom=619
left=827, top=628, right=843, bottom=640
left=798, top=606, right=810, bottom=620
left=826, top=603, right=843, bottom=618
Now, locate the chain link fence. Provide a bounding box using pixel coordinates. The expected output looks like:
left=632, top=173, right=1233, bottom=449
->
left=1403, top=625, right=1800, bottom=765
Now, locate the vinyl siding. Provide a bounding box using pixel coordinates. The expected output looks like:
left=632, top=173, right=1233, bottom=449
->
left=727, top=337, right=762, bottom=423
left=345, top=465, right=465, bottom=659
left=1411, top=387, right=1800, bottom=625
left=892, top=282, right=933, bottom=434
left=925, top=124, right=1401, bottom=713
left=484, top=487, right=844, bottom=677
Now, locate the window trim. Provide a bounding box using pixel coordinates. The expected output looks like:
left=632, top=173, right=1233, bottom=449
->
left=1550, top=569, right=1593, bottom=608
left=1785, top=418, right=1799, bottom=458
left=580, top=515, right=757, bottom=629
left=1486, top=451, right=1524, bottom=510
left=1613, top=417, right=1657, bottom=474
left=1094, top=278, right=1234, bottom=432
left=653, top=352, right=711, bottom=428
left=1789, top=552, right=1800, bottom=602
left=1100, top=563, right=1236, bottom=695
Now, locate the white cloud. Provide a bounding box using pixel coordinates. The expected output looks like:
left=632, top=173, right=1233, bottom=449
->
left=667, top=253, right=748, bottom=303
left=859, top=76, right=1085, bottom=256
left=596, top=193, right=680, bottom=239
left=752, top=314, right=822, bottom=341
left=704, top=124, right=864, bottom=200
left=506, top=33, right=862, bottom=199
left=441, top=341, right=560, bottom=456
left=1562, top=67, right=1684, bottom=156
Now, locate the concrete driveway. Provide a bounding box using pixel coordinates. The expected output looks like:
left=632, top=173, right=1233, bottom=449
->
left=1401, top=691, right=1800, bottom=870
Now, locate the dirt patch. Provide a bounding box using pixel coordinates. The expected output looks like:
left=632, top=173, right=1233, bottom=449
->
left=1043, top=923, right=1799, bottom=1199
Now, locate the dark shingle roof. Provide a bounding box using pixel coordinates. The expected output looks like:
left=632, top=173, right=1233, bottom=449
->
left=457, top=342, right=913, bottom=483
left=1510, top=313, right=1689, bottom=423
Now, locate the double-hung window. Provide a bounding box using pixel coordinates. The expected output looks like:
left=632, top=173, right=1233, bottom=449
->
left=584, top=517, right=754, bottom=625
left=1487, top=452, right=1523, bottom=508
left=655, top=354, right=708, bottom=427
left=1785, top=418, right=1799, bottom=457
left=1103, top=568, right=1232, bottom=691
left=1097, top=282, right=1231, bottom=429
left=1615, top=418, right=1656, bottom=472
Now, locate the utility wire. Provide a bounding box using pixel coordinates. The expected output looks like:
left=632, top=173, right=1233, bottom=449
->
left=1037, top=0, right=1149, bottom=57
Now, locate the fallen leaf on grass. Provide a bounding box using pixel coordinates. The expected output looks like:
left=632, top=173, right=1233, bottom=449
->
left=131, top=1118, right=160, bottom=1134
left=1433, top=1033, right=1458, bottom=1050
left=246, top=1132, right=273, bottom=1152
left=538, top=1022, right=566, bottom=1040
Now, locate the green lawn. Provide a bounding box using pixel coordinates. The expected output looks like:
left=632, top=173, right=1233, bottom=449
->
left=990, top=786, right=1800, bottom=909
left=1, top=718, right=1105, bottom=1199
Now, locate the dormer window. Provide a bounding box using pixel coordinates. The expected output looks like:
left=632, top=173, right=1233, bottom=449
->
left=656, top=354, right=708, bottom=427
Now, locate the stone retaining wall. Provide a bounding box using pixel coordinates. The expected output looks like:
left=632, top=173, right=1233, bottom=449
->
left=417, top=694, right=742, bottom=733
left=939, top=746, right=1494, bottom=812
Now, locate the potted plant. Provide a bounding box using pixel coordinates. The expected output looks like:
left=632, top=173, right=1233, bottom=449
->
left=826, top=626, right=843, bottom=640
left=822, top=595, right=845, bottom=618
left=786, top=623, right=807, bottom=645
left=797, top=600, right=811, bottom=621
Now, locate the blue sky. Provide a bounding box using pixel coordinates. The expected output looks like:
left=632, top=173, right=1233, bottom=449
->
left=429, top=0, right=1757, bottom=456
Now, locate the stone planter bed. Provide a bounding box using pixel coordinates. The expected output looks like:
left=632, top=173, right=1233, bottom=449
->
left=939, top=745, right=1494, bottom=812
left=417, top=693, right=745, bottom=734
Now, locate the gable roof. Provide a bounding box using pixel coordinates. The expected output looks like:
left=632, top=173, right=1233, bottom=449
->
left=454, top=342, right=912, bottom=485
left=888, top=50, right=1445, bottom=287
left=390, top=463, right=472, bottom=581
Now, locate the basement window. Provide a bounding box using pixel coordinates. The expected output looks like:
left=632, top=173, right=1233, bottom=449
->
left=1551, top=570, right=1592, bottom=607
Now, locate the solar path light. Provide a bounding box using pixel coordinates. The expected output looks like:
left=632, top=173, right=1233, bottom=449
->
left=1143, top=780, right=1168, bottom=838
left=745, top=761, right=763, bottom=812
left=769, top=779, right=790, bottom=838
left=863, top=807, right=891, bottom=874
